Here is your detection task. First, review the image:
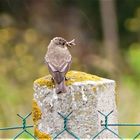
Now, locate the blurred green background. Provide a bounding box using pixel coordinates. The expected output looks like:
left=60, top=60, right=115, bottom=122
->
left=0, top=0, right=140, bottom=138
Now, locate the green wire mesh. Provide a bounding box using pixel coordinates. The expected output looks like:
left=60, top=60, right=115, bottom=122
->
left=53, top=111, right=80, bottom=140
left=92, top=110, right=122, bottom=139
left=0, top=112, right=37, bottom=140
left=0, top=111, right=140, bottom=139
left=92, top=110, right=140, bottom=140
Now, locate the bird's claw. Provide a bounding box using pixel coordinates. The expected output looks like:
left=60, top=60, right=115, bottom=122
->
left=65, top=77, right=70, bottom=81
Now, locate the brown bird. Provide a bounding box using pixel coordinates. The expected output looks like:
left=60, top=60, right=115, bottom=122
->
left=45, top=37, right=75, bottom=94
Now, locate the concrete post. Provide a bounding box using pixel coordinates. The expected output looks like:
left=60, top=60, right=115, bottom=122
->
left=32, top=71, right=118, bottom=139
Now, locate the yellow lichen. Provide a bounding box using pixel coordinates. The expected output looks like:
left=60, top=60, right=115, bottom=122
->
left=33, top=100, right=51, bottom=139
left=34, top=75, right=54, bottom=88
left=93, top=87, right=96, bottom=92
left=34, top=128, right=52, bottom=140
left=32, top=100, right=42, bottom=124
left=34, top=70, right=102, bottom=88
left=66, top=71, right=101, bottom=85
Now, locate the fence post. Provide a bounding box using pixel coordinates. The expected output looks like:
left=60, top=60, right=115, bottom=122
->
left=32, top=70, right=118, bottom=139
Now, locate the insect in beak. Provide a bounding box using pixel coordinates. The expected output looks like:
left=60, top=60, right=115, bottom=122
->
left=66, top=39, right=76, bottom=48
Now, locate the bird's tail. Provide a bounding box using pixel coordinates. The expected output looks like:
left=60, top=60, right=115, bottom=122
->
left=55, top=80, right=67, bottom=94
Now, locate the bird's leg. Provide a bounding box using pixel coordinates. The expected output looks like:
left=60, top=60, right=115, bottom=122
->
left=51, top=77, right=55, bottom=83
left=65, top=76, right=70, bottom=81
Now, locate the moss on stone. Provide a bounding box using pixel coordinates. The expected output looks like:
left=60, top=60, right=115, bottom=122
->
left=34, top=128, right=52, bottom=140
left=34, top=75, right=54, bottom=88
left=92, top=87, right=96, bottom=92
left=34, top=70, right=102, bottom=88
left=32, top=100, right=42, bottom=124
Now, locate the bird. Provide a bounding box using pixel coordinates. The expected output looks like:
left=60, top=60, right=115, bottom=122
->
left=44, top=37, right=75, bottom=94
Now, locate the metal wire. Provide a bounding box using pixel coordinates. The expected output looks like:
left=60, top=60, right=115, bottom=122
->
left=92, top=110, right=122, bottom=140
left=0, top=112, right=37, bottom=140
left=92, top=110, right=140, bottom=140
left=0, top=111, right=140, bottom=139
left=133, top=132, right=140, bottom=140
left=53, top=111, right=80, bottom=140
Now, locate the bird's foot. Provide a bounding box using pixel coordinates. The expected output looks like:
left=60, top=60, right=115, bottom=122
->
left=65, top=77, right=70, bottom=81
left=51, top=77, right=53, bottom=81
left=51, top=77, right=55, bottom=84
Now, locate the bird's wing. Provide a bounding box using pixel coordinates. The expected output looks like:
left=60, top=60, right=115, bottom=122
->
left=58, top=56, right=72, bottom=73
left=45, top=52, right=71, bottom=72
left=45, top=56, right=58, bottom=72
left=45, top=49, right=72, bottom=85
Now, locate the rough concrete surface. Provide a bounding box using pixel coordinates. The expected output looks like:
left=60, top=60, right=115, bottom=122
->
left=33, top=71, right=118, bottom=139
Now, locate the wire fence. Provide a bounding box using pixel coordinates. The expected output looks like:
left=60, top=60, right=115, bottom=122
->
left=0, top=110, right=140, bottom=140
left=0, top=112, right=36, bottom=140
